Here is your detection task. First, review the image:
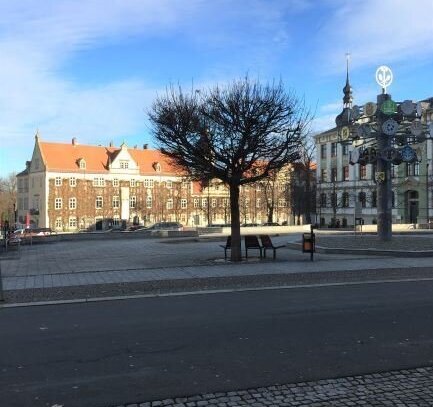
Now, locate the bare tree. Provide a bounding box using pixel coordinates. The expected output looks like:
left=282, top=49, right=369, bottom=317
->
left=0, top=173, right=17, bottom=227
left=149, top=77, right=310, bottom=261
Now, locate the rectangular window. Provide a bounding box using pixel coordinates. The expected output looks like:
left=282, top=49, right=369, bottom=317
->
left=93, top=178, right=105, bottom=187
left=407, top=162, right=420, bottom=176
left=55, top=177, right=62, bottom=186
left=331, top=142, right=337, bottom=157
left=343, top=166, right=349, bottom=181
left=194, top=198, right=199, bottom=208
left=112, top=196, right=120, bottom=208
left=182, top=181, right=188, bottom=189
left=278, top=199, right=287, bottom=207
left=113, top=216, right=120, bottom=226
left=256, top=198, right=261, bottom=208
left=120, top=160, right=129, bottom=169
left=55, top=218, right=62, bottom=229
left=321, top=169, right=327, bottom=182
left=69, top=217, right=77, bottom=228
left=113, top=179, right=119, bottom=187
left=331, top=168, right=337, bottom=182
left=342, top=144, right=349, bottom=156
left=130, top=196, right=136, bottom=208
left=96, top=196, right=103, bottom=208
left=181, top=199, right=187, bottom=209
left=167, top=198, right=173, bottom=209
left=55, top=198, right=62, bottom=210
left=360, top=165, right=367, bottom=180
left=146, top=196, right=152, bottom=208
left=211, top=198, right=217, bottom=208
left=69, top=197, right=76, bottom=209
left=70, top=177, right=76, bottom=187
left=144, top=179, right=154, bottom=188
left=321, top=144, right=327, bottom=159
left=202, top=198, right=208, bottom=208
left=130, top=179, right=136, bottom=187
left=166, top=180, right=172, bottom=189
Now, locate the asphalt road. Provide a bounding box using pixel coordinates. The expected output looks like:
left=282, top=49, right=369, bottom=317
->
left=2, top=280, right=433, bottom=407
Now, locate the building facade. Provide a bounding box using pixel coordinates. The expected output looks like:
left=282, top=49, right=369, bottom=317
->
left=16, top=135, right=302, bottom=231
left=315, top=85, right=433, bottom=227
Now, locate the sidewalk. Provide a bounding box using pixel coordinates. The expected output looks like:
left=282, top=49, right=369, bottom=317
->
left=112, top=366, right=433, bottom=407
left=2, top=232, right=433, bottom=304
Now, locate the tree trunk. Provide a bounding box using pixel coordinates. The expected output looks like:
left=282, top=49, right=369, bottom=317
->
left=267, top=206, right=274, bottom=223
left=229, top=182, right=242, bottom=262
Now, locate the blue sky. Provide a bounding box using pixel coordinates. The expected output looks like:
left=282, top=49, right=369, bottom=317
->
left=1, top=0, right=433, bottom=175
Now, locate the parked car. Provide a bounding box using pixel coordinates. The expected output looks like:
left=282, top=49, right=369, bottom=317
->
left=11, top=227, right=53, bottom=238
left=147, top=222, right=183, bottom=231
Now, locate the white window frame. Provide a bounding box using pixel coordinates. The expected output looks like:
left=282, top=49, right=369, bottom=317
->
left=181, top=199, right=187, bottom=209
left=70, top=177, right=76, bottom=187
left=55, top=198, right=62, bottom=210
left=112, top=196, right=120, bottom=208
left=167, top=198, right=173, bottom=209
left=130, top=196, right=137, bottom=208
left=96, top=196, right=103, bottom=209
left=55, top=218, right=62, bottom=229
left=55, top=177, right=62, bottom=186
left=146, top=196, right=152, bottom=208
left=69, top=217, right=77, bottom=228
left=120, top=160, right=129, bottom=169
left=69, top=197, right=77, bottom=210
left=113, top=178, right=119, bottom=187
left=130, top=179, right=136, bottom=187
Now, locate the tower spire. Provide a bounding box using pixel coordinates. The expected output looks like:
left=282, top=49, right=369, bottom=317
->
left=343, top=52, right=352, bottom=108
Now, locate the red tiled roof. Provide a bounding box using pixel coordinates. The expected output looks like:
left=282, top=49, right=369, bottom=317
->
left=38, top=140, right=184, bottom=175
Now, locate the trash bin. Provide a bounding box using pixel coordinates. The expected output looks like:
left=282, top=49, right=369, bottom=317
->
left=302, top=233, right=315, bottom=253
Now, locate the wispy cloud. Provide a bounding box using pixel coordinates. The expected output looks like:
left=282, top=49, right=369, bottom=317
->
left=318, top=0, right=433, bottom=72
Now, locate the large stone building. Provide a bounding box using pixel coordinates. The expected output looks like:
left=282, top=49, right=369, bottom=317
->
left=315, top=74, right=433, bottom=227
left=16, top=134, right=299, bottom=231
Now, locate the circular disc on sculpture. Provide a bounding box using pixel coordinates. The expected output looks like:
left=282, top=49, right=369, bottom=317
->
left=357, top=123, right=372, bottom=138
left=400, top=145, right=416, bottom=162
left=364, top=102, right=377, bottom=116
left=381, top=99, right=397, bottom=115
left=375, top=65, right=393, bottom=92
left=352, top=105, right=361, bottom=120
left=340, top=126, right=350, bottom=141
left=410, top=120, right=423, bottom=136
left=382, top=119, right=399, bottom=136
left=400, top=100, right=415, bottom=116
left=350, top=148, right=360, bottom=165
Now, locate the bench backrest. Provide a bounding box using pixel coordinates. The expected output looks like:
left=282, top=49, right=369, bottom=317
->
left=259, top=234, right=273, bottom=248
left=245, top=235, right=261, bottom=248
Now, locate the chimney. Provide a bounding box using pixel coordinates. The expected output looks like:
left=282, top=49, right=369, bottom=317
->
left=143, top=144, right=148, bottom=149
left=72, top=137, right=77, bottom=146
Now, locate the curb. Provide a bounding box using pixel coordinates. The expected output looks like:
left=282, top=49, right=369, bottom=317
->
left=287, top=242, right=433, bottom=257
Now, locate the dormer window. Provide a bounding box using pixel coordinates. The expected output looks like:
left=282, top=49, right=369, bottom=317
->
left=120, top=160, right=129, bottom=169
left=153, top=162, right=161, bottom=172
left=78, top=158, right=86, bottom=169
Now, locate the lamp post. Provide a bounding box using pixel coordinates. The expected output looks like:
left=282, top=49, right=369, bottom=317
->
left=427, top=160, right=430, bottom=227
left=336, top=62, right=431, bottom=241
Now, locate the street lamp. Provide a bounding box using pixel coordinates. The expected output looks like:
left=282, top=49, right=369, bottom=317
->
left=336, top=62, right=431, bottom=241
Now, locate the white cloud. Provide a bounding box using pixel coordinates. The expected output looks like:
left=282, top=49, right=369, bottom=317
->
left=319, top=0, right=433, bottom=72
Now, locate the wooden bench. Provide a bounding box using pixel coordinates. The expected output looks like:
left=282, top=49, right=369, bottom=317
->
left=220, top=236, right=232, bottom=260
left=244, top=235, right=262, bottom=259
left=259, top=234, right=285, bottom=259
